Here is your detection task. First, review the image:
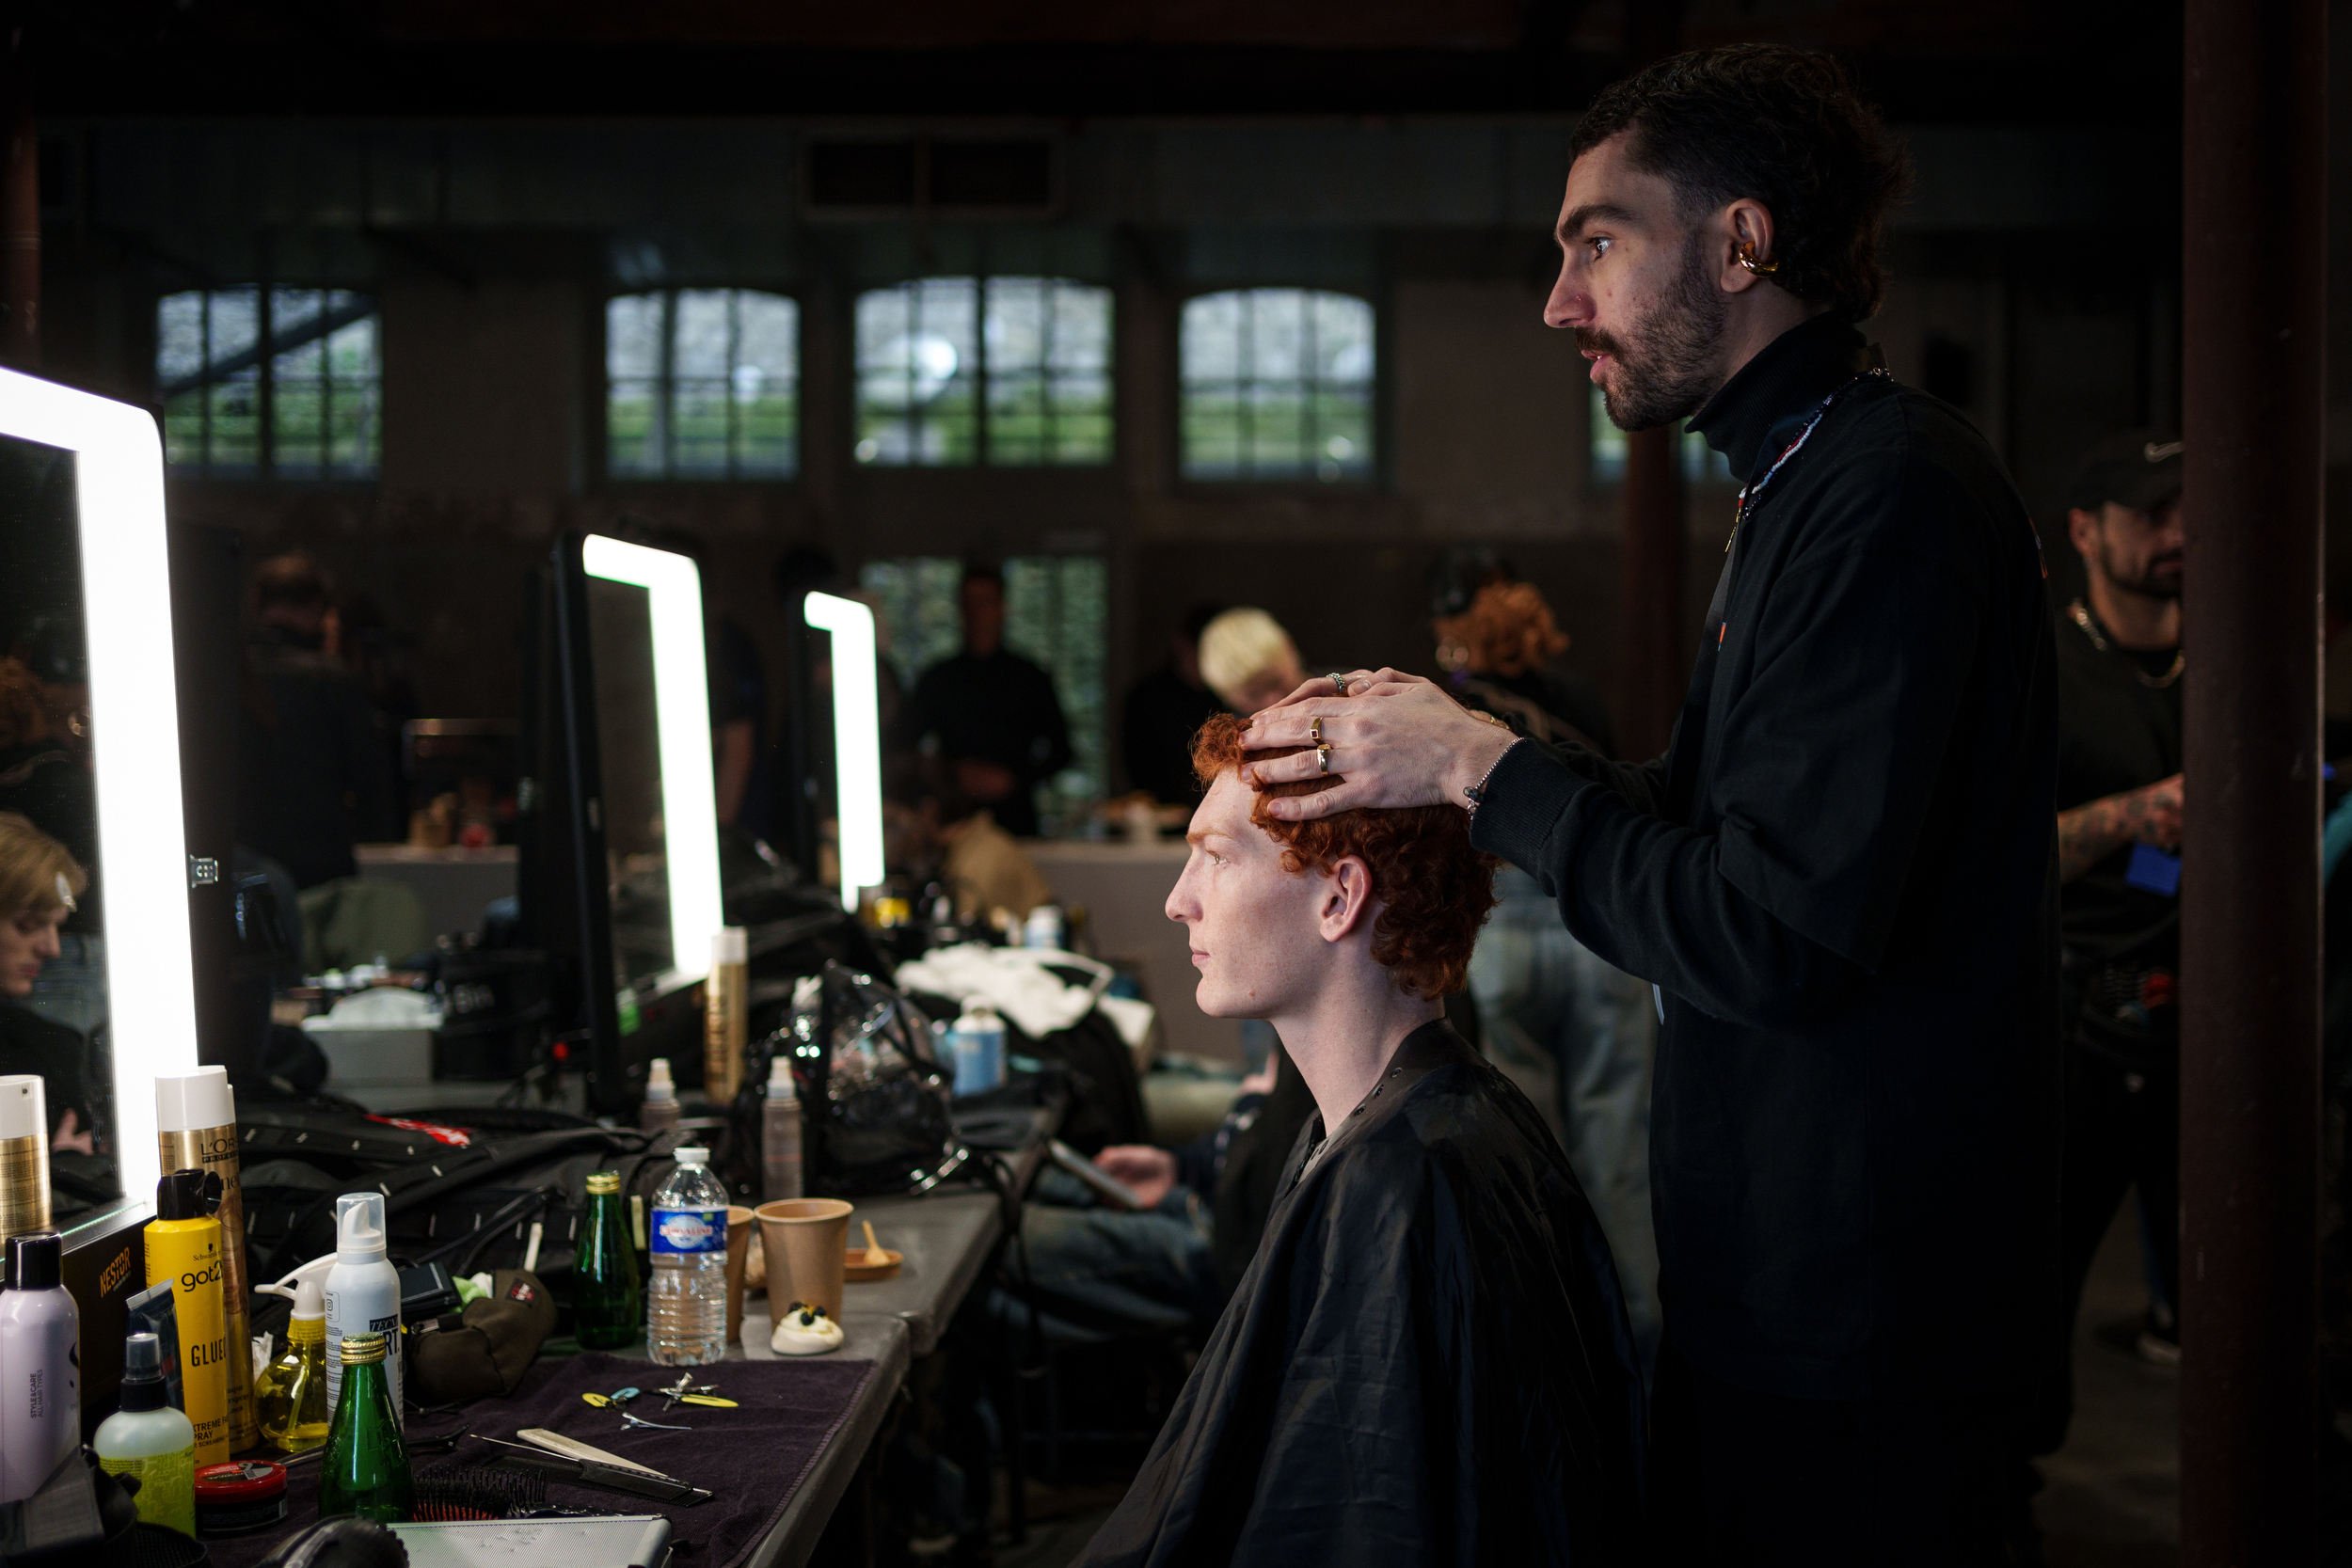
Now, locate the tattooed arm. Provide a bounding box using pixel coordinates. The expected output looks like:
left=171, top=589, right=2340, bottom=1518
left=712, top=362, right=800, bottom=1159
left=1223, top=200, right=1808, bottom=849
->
left=2057, top=773, right=2184, bottom=883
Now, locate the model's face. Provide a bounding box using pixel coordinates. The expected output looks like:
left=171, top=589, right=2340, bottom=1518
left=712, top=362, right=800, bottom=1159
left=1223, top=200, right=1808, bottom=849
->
left=1166, top=772, right=1332, bottom=1020
left=1225, top=648, right=1305, bottom=716
left=961, top=581, right=1005, bottom=657
left=1545, top=132, right=1730, bottom=433
left=2070, top=499, right=2184, bottom=601
left=0, top=906, right=64, bottom=998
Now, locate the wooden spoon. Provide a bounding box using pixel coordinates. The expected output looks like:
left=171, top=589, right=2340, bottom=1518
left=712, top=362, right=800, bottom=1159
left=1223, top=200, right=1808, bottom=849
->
left=862, top=1220, right=888, bottom=1266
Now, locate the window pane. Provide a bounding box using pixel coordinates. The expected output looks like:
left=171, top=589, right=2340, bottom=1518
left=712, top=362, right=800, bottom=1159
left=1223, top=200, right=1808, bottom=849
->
left=1004, top=555, right=1107, bottom=835
left=980, top=277, right=1111, bottom=467
left=608, top=294, right=662, bottom=380
left=731, top=292, right=798, bottom=478
left=673, top=290, right=731, bottom=379
left=204, top=289, right=262, bottom=476
left=1181, top=289, right=1373, bottom=482
left=160, top=286, right=377, bottom=480
left=855, top=278, right=977, bottom=467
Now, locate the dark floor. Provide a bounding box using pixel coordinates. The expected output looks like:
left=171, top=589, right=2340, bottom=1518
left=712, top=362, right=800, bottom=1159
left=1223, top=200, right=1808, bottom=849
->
left=993, top=1203, right=2181, bottom=1566
left=2039, top=1199, right=2180, bottom=1565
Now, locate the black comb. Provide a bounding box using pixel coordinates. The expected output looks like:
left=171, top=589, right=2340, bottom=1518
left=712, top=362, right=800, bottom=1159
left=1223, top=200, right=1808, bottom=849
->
left=410, top=1465, right=552, bottom=1521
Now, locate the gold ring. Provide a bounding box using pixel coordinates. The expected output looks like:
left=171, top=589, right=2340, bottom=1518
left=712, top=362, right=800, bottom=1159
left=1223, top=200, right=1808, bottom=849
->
left=1308, top=716, right=1324, bottom=745
left=1315, top=744, right=1332, bottom=775
left=1327, top=673, right=1348, bottom=695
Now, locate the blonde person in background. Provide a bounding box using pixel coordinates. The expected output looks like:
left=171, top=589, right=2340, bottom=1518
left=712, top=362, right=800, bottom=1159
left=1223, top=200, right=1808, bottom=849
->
left=0, top=812, right=95, bottom=1152
left=1197, top=609, right=1308, bottom=717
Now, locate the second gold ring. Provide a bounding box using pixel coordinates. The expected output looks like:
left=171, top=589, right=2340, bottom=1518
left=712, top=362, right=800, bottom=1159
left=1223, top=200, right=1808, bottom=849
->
left=1315, top=743, right=1333, bottom=775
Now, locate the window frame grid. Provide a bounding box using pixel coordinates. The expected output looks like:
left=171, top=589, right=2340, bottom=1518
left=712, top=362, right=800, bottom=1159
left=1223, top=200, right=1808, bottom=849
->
left=1177, top=286, right=1377, bottom=485
left=854, top=276, right=1111, bottom=469
left=161, top=286, right=380, bottom=482
left=605, top=287, right=801, bottom=483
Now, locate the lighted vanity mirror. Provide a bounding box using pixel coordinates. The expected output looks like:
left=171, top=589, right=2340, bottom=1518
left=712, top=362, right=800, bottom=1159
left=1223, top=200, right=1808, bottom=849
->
left=0, top=370, right=199, bottom=1238
left=579, top=534, right=723, bottom=1002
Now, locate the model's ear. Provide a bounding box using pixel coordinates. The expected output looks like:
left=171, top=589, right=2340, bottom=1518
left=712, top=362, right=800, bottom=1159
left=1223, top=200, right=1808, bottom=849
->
left=1319, top=855, right=1377, bottom=944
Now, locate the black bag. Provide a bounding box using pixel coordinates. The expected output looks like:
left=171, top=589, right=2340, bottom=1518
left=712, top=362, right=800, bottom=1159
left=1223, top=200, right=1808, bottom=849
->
left=729, top=962, right=965, bottom=1197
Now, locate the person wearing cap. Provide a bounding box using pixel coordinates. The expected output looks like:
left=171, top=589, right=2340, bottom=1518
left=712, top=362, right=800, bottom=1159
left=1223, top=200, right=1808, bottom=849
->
left=2031, top=431, right=2187, bottom=1456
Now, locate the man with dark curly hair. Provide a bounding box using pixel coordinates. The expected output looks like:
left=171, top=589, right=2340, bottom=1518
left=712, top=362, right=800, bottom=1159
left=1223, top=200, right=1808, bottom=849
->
left=1241, top=44, right=2059, bottom=1565
left=1075, top=716, right=1644, bottom=1566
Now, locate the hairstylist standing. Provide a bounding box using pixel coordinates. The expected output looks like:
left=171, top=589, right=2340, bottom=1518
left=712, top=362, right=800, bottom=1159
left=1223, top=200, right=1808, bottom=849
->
left=1240, top=46, right=2060, bottom=1565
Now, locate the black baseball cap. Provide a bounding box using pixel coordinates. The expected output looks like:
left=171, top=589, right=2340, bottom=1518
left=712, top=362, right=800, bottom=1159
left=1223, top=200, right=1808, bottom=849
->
left=2067, top=430, right=2184, bottom=514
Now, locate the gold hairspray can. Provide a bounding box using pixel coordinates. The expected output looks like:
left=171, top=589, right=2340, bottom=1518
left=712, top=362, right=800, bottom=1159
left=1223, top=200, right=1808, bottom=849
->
left=705, top=927, right=748, bottom=1102
left=157, top=1071, right=255, bottom=1450
left=0, top=1076, right=49, bottom=1240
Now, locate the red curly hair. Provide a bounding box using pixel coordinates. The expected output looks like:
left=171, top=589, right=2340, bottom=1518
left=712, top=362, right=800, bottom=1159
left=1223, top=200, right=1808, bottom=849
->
left=1191, top=712, right=1497, bottom=998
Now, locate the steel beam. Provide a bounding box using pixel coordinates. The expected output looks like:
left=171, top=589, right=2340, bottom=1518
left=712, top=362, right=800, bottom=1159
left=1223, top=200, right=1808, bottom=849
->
left=2179, top=0, right=2326, bottom=1558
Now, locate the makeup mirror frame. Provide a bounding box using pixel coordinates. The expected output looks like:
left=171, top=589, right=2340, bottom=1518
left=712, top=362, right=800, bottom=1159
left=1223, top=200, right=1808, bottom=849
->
left=803, top=591, right=883, bottom=912
left=547, top=531, right=724, bottom=1112
left=0, top=368, right=200, bottom=1231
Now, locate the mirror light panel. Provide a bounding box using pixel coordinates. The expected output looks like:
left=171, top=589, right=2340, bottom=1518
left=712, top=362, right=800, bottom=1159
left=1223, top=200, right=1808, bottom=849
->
left=580, top=534, right=724, bottom=983
left=803, top=593, right=883, bottom=912
left=0, top=369, right=199, bottom=1211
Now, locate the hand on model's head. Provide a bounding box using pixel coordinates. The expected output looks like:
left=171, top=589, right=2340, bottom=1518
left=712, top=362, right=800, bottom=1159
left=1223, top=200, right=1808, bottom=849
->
left=1235, top=670, right=1518, bottom=822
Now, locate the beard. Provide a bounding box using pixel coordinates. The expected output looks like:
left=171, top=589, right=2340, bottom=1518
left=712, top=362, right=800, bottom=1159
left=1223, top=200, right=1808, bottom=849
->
left=2101, top=541, right=2184, bottom=601
left=1579, top=228, right=1728, bottom=433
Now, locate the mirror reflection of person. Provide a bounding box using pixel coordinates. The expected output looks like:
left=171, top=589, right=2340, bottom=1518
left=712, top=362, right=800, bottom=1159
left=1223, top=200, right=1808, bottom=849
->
left=910, top=565, right=1070, bottom=839
left=1120, top=602, right=1228, bottom=806
left=0, top=655, right=103, bottom=1042
left=1075, top=716, right=1641, bottom=1560
left=0, top=812, right=95, bottom=1153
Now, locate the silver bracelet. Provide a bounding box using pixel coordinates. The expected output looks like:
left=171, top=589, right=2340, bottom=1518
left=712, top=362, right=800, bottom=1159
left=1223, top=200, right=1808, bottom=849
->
left=1462, top=736, right=1524, bottom=816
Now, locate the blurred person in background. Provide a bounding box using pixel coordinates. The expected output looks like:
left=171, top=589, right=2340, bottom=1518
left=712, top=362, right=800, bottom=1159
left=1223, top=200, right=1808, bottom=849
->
left=885, top=759, right=1054, bottom=928
left=1197, top=607, right=1307, bottom=716
left=0, top=656, right=103, bottom=1044
left=327, top=593, right=420, bottom=844
left=2031, top=432, right=2187, bottom=1465
left=1429, top=546, right=1616, bottom=753
left=238, top=552, right=398, bottom=890
left=1427, top=546, right=1661, bottom=1373
left=0, top=812, right=95, bottom=1151
left=911, top=563, right=1070, bottom=839
left=1121, top=601, right=1228, bottom=805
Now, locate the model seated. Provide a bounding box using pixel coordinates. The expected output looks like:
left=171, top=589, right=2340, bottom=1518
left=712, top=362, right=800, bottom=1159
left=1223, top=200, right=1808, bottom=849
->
left=1076, top=716, right=1643, bottom=1566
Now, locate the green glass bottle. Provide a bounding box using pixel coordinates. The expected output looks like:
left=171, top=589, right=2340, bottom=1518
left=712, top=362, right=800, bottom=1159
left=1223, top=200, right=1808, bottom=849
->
left=316, top=1332, right=411, bottom=1523
left=574, top=1170, right=643, bottom=1350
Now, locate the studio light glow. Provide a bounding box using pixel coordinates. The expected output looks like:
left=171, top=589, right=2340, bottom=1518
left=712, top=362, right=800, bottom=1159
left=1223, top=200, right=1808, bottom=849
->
left=803, top=592, right=884, bottom=912
left=580, top=533, right=725, bottom=983
left=0, top=368, right=199, bottom=1214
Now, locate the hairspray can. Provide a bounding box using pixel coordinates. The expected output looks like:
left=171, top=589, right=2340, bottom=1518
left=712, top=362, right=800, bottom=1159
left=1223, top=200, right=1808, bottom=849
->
left=156, top=1070, right=256, bottom=1451
left=147, top=1168, right=230, bottom=1465
left=0, top=1231, right=79, bottom=1504
left=0, top=1076, right=48, bottom=1241
left=705, top=927, right=748, bottom=1102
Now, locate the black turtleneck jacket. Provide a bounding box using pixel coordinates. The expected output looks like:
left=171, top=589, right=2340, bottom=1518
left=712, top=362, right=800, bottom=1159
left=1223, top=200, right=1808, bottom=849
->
left=1470, top=312, right=2061, bottom=1402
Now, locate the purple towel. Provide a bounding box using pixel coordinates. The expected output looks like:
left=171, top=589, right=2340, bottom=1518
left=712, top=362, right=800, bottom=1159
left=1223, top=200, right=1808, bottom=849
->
left=207, top=1350, right=881, bottom=1568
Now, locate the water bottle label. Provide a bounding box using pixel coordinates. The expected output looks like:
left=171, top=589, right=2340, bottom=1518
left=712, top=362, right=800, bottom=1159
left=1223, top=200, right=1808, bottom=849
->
left=650, top=1206, right=726, bottom=1255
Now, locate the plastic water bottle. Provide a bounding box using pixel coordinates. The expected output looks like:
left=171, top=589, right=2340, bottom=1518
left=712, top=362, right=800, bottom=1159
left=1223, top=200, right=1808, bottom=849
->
left=646, top=1148, right=727, bottom=1366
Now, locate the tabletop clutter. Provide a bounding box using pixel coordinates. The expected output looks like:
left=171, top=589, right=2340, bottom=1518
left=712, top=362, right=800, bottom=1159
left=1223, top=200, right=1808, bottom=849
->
left=0, top=1055, right=913, bottom=1567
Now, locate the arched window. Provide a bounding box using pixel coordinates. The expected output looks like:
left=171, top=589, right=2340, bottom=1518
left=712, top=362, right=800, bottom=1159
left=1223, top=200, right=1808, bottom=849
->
left=158, top=288, right=380, bottom=479
left=1179, top=289, right=1373, bottom=482
left=607, top=289, right=799, bottom=479
left=854, top=277, right=1111, bottom=467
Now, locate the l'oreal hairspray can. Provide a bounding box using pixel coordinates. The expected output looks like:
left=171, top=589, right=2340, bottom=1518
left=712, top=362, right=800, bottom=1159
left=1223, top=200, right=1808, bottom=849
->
left=0, top=1231, right=79, bottom=1503
left=146, top=1168, right=230, bottom=1465
left=157, top=1069, right=257, bottom=1450
left=0, top=1076, right=49, bottom=1241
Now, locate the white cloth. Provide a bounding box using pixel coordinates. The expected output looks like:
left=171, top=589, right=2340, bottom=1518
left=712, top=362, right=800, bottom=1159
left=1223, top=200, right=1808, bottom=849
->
left=893, top=942, right=1154, bottom=1047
